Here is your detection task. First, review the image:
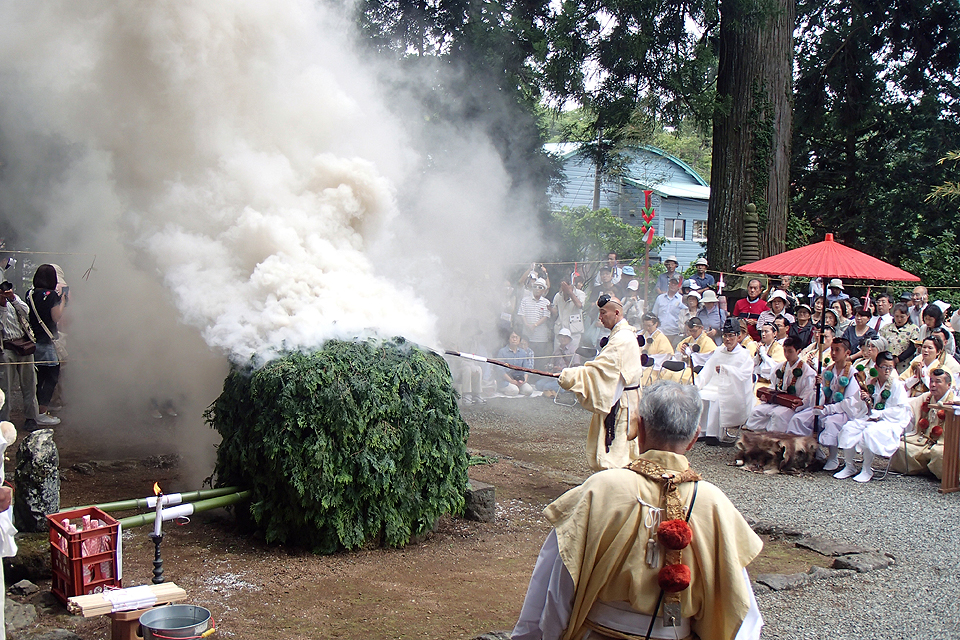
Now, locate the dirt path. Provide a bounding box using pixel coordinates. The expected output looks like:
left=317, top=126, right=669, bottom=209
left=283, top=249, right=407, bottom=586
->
left=11, top=395, right=818, bottom=639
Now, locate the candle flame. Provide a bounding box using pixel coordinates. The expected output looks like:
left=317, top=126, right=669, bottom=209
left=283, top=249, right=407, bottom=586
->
left=153, top=482, right=162, bottom=496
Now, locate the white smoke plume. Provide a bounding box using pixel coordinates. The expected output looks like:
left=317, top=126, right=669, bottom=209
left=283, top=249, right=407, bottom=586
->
left=0, top=0, right=545, bottom=466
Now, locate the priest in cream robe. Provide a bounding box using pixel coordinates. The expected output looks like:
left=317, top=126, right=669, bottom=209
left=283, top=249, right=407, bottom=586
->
left=640, top=313, right=674, bottom=386
left=834, top=351, right=912, bottom=483
left=662, top=318, right=716, bottom=384
left=511, top=381, right=763, bottom=640
left=696, top=318, right=756, bottom=442
left=744, top=337, right=817, bottom=433
left=560, top=295, right=643, bottom=471
left=890, top=368, right=957, bottom=478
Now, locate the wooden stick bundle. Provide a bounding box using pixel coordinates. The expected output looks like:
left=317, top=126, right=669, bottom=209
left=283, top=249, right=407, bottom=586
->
left=67, top=583, right=186, bottom=617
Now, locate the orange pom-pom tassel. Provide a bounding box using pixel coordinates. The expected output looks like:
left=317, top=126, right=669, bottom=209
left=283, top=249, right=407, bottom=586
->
left=937, top=409, right=946, bottom=420
left=657, top=519, right=693, bottom=550
left=658, top=563, right=691, bottom=592
left=930, top=425, right=943, bottom=441
left=918, top=418, right=930, bottom=431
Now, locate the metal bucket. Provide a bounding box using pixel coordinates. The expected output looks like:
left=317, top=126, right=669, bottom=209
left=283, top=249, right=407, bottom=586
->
left=139, top=605, right=214, bottom=639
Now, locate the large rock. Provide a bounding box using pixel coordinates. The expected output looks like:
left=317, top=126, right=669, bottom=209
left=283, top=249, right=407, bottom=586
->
left=14, top=429, right=60, bottom=533
left=464, top=480, right=496, bottom=523
left=5, top=597, right=38, bottom=633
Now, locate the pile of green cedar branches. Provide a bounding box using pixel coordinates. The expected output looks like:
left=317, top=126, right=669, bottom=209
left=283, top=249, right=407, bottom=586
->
left=206, top=338, right=469, bottom=553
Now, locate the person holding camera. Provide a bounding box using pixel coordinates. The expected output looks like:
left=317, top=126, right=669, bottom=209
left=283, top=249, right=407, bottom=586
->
left=27, top=265, right=64, bottom=425
left=0, top=282, right=46, bottom=428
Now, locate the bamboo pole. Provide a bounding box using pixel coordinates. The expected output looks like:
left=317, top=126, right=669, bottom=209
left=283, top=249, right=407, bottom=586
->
left=116, top=491, right=251, bottom=529
left=70, top=487, right=241, bottom=513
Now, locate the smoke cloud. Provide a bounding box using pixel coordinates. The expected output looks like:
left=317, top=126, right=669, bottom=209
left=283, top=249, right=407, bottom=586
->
left=0, top=0, right=545, bottom=467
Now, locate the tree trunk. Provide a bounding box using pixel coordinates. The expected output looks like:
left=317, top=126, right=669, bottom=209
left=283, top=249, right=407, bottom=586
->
left=707, top=0, right=794, bottom=271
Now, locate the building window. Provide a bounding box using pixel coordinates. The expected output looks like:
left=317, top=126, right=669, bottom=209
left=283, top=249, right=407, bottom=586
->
left=692, top=220, right=707, bottom=241
left=664, top=219, right=685, bottom=240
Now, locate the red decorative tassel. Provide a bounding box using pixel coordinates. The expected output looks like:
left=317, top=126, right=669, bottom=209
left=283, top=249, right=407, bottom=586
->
left=930, top=425, right=944, bottom=441
left=658, top=564, right=691, bottom=592
left=937, top=409, right=946, bottom=420
left=922, top=403, right=930, bottom=414
left=657, top=519, right=693, bottom=550
left=918, top=418, right=930, bottom=431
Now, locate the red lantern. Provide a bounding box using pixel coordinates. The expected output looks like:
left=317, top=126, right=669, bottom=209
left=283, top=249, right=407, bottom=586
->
left=657, top=519, right=693, bottom=550
left=658, top=564, right=691, bottom=592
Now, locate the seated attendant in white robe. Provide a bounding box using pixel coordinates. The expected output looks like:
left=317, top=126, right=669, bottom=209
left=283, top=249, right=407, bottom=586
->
left=696, top=319, right=755, bottom=442
left=834, top=351, right=912, bottom=483
left=745, top=337, right=817, bottom=433
left=787, top=337, right=865, bottom=470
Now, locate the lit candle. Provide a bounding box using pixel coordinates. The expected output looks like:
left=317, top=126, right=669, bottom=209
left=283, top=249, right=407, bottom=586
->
left=153, top=482, right=163, bottom=537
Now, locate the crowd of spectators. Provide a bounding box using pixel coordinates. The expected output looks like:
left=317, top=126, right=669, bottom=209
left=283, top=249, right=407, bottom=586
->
left=0, top=264, right=68, bottom=430
left=452, top=256, right=960, bottom=484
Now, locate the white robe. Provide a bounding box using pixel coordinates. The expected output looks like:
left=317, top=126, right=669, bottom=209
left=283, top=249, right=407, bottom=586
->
left=745, top=359, right=817, bottom=433
left=696, top=344, right=755, bottom=438
left=837, top=377, right=912, bottom=456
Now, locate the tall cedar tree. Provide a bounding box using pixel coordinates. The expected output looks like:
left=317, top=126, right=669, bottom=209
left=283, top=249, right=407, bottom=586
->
left=791, top=0, right=960, bottom=263
left=535, top=0, right=791, bottom=271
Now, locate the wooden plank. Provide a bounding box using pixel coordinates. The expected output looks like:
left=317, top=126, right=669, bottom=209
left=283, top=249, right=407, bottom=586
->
left=939, top=406, right=960, bottom=494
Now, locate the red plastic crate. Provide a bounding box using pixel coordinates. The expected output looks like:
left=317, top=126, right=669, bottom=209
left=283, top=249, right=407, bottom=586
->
left=47, top=506, right=121, bottom=604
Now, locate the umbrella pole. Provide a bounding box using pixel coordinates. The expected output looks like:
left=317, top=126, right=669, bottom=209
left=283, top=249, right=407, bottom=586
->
left=814, top=275, right=827, bottom=433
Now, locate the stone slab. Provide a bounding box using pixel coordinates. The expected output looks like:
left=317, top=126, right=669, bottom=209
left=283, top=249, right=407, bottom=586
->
left=755, top=572, right=810, bottom=591
left=794, top=535, right=872, bottom=556
left=832, top=552, right=893, bottom=573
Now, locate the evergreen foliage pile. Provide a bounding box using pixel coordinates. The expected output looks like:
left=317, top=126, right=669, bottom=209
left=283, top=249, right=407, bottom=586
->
left=206, top=338, right=469, bottom=553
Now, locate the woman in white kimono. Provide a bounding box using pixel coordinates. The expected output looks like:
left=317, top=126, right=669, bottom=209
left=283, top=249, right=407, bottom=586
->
left=901, top=335, right=960, bottom=397
left=835, top=351, right=912, bottom=482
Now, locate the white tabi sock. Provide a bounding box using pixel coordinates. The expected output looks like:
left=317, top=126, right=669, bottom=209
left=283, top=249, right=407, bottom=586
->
left=823, top=445, right=840, bottom=471
left=854, top=449, right=875, bottom=483
left=834, top=448, right=859, bottom=479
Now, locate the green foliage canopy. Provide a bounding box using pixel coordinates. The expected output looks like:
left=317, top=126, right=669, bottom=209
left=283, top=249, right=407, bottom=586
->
left=551, top=205, right=666, bottom=265
left=206, top=339, right=469, bottom=553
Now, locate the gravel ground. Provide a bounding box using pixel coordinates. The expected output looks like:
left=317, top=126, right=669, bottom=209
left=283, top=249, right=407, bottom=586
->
left=462, top=395, right=960, bottom=640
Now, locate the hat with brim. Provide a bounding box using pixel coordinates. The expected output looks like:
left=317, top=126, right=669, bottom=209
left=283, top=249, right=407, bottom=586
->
left=533, top=278, right=547, bottom=289
left=694, top=257, right=708, bottom=266
left=796, top=304, right=812, bottom=314
left=768, top=290, right=788, bottom=303
left=700, top=290, right=719, bottom=303
left=900, top=291, right=913, bottom=301
left=558, top=328, right=573, bottom=338
left=828, top=278, right=844, bottom=290
left=823, top=309, right=840, bottom=323
left=686, top=291, right=701, bottom=301
left=664, top=256, right=679, bottom=265
left=627, top=280, right=639, bottom=291
left=622, top=266, right=636, bottom=276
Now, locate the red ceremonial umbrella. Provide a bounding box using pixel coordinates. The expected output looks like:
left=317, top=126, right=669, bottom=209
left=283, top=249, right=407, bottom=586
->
left=736, top=233, right=920, bottom=282
left=737, top=232, right=920, bottom=426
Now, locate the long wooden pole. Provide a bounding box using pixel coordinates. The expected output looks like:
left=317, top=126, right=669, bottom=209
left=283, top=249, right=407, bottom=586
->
left=444, top=350, right=559, bottom=378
